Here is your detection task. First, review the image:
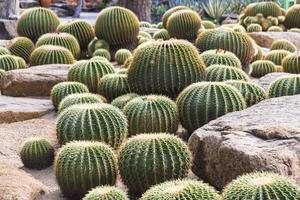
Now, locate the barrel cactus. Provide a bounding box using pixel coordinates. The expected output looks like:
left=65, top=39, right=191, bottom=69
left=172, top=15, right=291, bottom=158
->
left=243, top=2, right=282, bottom=17
left=206, top=65, right=249, bottom=82
left=140, top=180, right=220, bottom=200
left=140, top=21, right=151, bottom=28
left=114, top=49, right=132, bottom=65
left=111, top=93, right=139, bottom=110
left=268, top=75, right=300, bottom=98
left=91, top=56, right=109, bottom=62
left=68, top=59, right=114, bottom=93
left=138, top=37, right=151, bottom=45
left=222, top=172, right=300, bottom=200
left=128, top=39, right=205, bottom=98
left=288, top=28, right=300, bottom=33
left=95, top=6, right=139, bottom=45
left=7, top=37, right=34, bottom=63
left=0, top=55, right=19, bottom=71
left=17, top=7, right=60, bottom=42
left=118, top=133, right=191, bottom=195
left=162, top=6, right=190, bottom=28
left=282, top=54, right=300, bottom=74
left=0, top=69, right=6, bottom=81
left=30, top=45, right=75, bottom=66
left=0, top=47, right=10, bottom=55
left=153, top=29, right=170, bottom=40
left=284, top=5, right=300, bottom=29
left=247, top=24, right=262, bottom=32
left=93, top=49, right=111, bottom=61
left=55, top=141, right=117, bottom=198
left=250, top=60, right=276, bottom=78
left=83, top=186, right=129, bottom=200
left=88, top=39, right=110, bottom=55
left=201, top=49, right=242, bottom=68
left=265, top=50, right=291, bottom=66
left=36, top=33, right=81, bottom=58
left=176, top=82, right=246, bottom=132
left=267, top=26, right=283, bottom=32
left=14, top=56, right=27, bottom=69
left=253, top=45, right=264, bottom=61
left=50, top=81, right=89, bottom=110
left=202, top=20, right=215, bottom=29
left=270, top=39, right=297, bottom=53
left=138, top=31, right=152, bottom=39
left=57, top=20, right=95, bottom=50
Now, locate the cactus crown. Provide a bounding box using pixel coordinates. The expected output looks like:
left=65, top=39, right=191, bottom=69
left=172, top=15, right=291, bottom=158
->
left=268, top=75, right=300, bottom=98
left=153, top=29, right=170, bottom=40
left=250, top=60, right=276, bottom=78
left=7, top=37, right=34, bottom=63
left=201, top=49, right=242, bottom=68
left=83, top=186, right=129, bottom=200
left=270, top=39, right=297, bottom=53
left=206, top=64, right=249, bottom=82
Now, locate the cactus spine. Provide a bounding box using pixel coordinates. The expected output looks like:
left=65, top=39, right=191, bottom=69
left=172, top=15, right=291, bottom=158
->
left=162, top=6, right=190, bottom=28
left=201, top=49, right=242, bottom=68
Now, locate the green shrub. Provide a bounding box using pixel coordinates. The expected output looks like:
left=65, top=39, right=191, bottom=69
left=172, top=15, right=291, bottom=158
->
left=93, top=49, right=111, bottom=61
left=284, top=5, right=300, bottom=29
left=270, top=39, right=297, bottom=53
left=153, top=29, right=170, bottom=40
left=114, top=49, right=132, bottom=65
left=111, top=93, right=139, bottom=110
left=268, top=75, right=300, bottom=98
left=7, top=37, right=34, bottom=63
left=206, top=65, right=249, bottom=82
left=83, top=186, right=129, bottom=200
left=282, top=54, right=300, bottom=74
left=201, top=49, right=242, bottom=68
left=250, top=60, right=276, bottom=78
left=0, top=55, right=19, bottom=71
left=265, top=50, right=291, bottom=66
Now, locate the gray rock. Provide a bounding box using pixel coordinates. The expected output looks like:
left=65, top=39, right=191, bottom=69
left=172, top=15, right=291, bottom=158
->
left=0, top=64, right=70, bottom=97
left=188, top=94, right=300, bottom=189
left=0, top=19, right=18, bottom=40
left=258, top=72, right=293, bottom=90
left=20, top=0, right=40, bottom=9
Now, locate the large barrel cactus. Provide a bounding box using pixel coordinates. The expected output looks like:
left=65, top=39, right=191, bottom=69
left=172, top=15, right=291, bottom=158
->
left=162, top=6, right=190, bottom=28
left=114, top=49, right=132, bottom=65
left=7, top=37, right=35, bottom=63
left=83, top=186, right=129, bottom=200
left=111, top=93, right=139, bottom=110
left=243, top=2, right=282, bottom=17
left=222, top=172, right=300, bottom=200
left=17, top=7, right=60, bottom=42
left=118, top=133, right=191, bottom=195
left=250, top=60, right=276, bottom=78
left=201, top=49, right=242, bottom=68
left=0, top=47, right=11, bottom=55
left=206, top=65, right=249, bottom=82
left=268, top=75, right=300, bottom=98
left=270, top=39, right=297, bottom=53
left=265, top=50, right=291, bottom=65
left=68, top=59, right=114, bottom=93
left=20, top=137, right=54, bottom=170
left=140, top=180, right=220, bottom=200
left=282, top=54, right=300, bottom=74
left=128, top=39, right=206, bottom=98
left=176, top=82, right=246, bottom=132
left=30, top=45, right=75, bottom=66
left=284, top=5, right=300, bottom=29
left=0, top=55, right=19, bottom=71
left=55, top=141, right=118, bottom=198
left=95, top=6, right=139, bottom=45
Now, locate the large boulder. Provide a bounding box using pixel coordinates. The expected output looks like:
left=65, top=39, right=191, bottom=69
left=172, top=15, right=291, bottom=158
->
left=188, top=94, right=300, bottom=189
left=258, top=72, right=293, bottom=90
left=0, top=64, right=70, bottom=97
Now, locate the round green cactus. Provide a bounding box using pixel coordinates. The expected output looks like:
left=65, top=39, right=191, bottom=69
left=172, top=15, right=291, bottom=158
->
left=111, top=93, right=139, bottom=110
left=56, top=103, right=127, bottom=148
left=222, top=172, right=300, bottom=200
left=0, top=47, right=10, bottom=55
left=195, top=29, right=255, bottom=69
left=153, top=29, right=170, bottom=40
left=123, top=95, right=178, bottom=136
left=250, top=60, right=276, bottom=78
left=118, top=133, right=191, bottom=195
left=114, top=49, right=132, bottom=65
left=270, top=39, right=297, bottom=53
left=202, top=20, right=215, bottom=29
left=57, top=20, right=95, bottom=50
left=243, top=2, right=282, bottom=17
left=225, top=80, right=266, bottom=107
left=93, top=49, right=111, bottom=61
left=88, top=39, right=110, bottom=55
left=83, top=186, right=129, bottom=200
left=288, top=28, right=300, bottom=33
left=91, top=56, right=109, bottom=62
left=17, top=7, right=60, bottom=42
left=97, top=74, right=130, bottom=102
left=138, top=31, right=152, bottom=39
left=157, top=22, right=163, bottom=29
left=167, top=9, right=201, bottom=40
left=267, top=26, right=283, bottom=32
left=284, top=5, right=300, bottom=29
left=0, top=55, right=19, bottom=71
left=95, top=6, right=139, bottom=45
left=30, top=45, right=75, bottom=66
left=7, top=37, right=34, bottom=63
left=282, top=54, right=300, bottom=74
left=162, top=6, right=190, bottom=28
left=201, top=49, right=242, bottom=68
left=268, top=75, right=300, bottom=98
left=140, top=21, right=151, bottom=28
left=58, top=93, right=104, bottom=112
left=206, top=65, right=249, bottom=82
left=176, top=82, right=246, bottom=132
left=265, top=50, right=291, bottom=66
left=36, top=33, right=81, bottom=58
left=247, top=24, right=262, bottom=32
left=68, top=59, right=114, bottom=93
left=140, top=180, right=220, bottom=200
left=128, top=39, right=206, bottom=98
left=55, top=141, right=118, bottom=198
left=20, top=137, right=54, bottom=170
left=50, top=81, right=89, bottom=110
left=138, top=37, right=151, bottom=45
left=14, top=56, right=27, bottom=69
left=0, top=69, right=6, bottom=81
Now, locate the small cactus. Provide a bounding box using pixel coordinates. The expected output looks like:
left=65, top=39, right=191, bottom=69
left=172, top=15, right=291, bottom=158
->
left=265, top=50, right=291, bottom=66
left=114, top=49, right=132, bottom=65
left=153, top=29, right=170, bottom=40
left=201, top=49, right=242, bottom=68
left=0, top=55, right=19, bottom=71
left=7, top=37, right=34, bottom=63
left=138, top=37, right=151, bottom=45
left=88, top=39, right=110, bottom=55
left=284, top=5, right=300, bottom=29
left=206, top=65, right=249, bottom=82
left=140, top=21, right=151, bottom=28
left=202, top=20, right=215, bottom=29
left=267, top=26, right=283, bottom=32
left=247, top=24, right=262, bottom=32
left=0, top=47, right=10, bottom=55
left=138, top=31, right=152, bottom=39
left=20, top=137, right=54, bottom=169
left=288, top=28, right=300, bottom=33
left=268, top=75, right=300, bottom=98
left=111, top=93, right=139, bottom=110
left=162, top=6, right=190, bottom=28
left=93, top=49, right=111, bottom=61
left=250, top=60, right=276, bottom=78
left=270, top=39, right=297, bottom=53
left=14, top=56, right=27, bottom=69
left=83, top=186, right=129, bottom=200
left=282, top=54, right=300, bottom=74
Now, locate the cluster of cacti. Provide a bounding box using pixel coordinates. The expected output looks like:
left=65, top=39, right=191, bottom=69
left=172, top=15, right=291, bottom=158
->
left=140, top=180, right=220, bottom=200
left=50, top=81, right=89, bottom=110
left=202, top=20, right=215, bottom=29
left=83, top=186, right=129, bottom=200
left=162, top=6, right=190, bottom=28
left=206, top=65, right=249, bottom=82
left=55, top=141, right=118, bottom=198
left=0, top=69, right=6, bottom=80
left=114, top=49, right=132, bottom=65
left=128, top=39, right=206, bottom=98
left=282, top=54, right=300, bottom=74
left=153, top=29, right=170, bottom=40
left=284, top=5, right=300, bottom=29
left=267, top=26, right=283, bottom=32
left=265, top=50, right=291, bottom=65
left=166, top=9, right=201, bottom=40
left=88, top=38, right=110, bottom=55
left=123, top=95, right=178, bottom=136
left=250, top=60, right=276, bottom=78
left=56, top=103, right=127, bottom=148
left=17, top=7, right=60, bottom=42
left=222, top=172, right=300, bottom=199
left=270, top=39, right=297, bottom=53
left=176, top=82, right=246, bottom=132
left=111, top=93, right=139, bottom=110
left=36, top=33, right=81, bottom=58
left=140, top=21, right=151, bottom=28
left=20, top=137, right=54, bottom=169
left=30, top=45, right=75, bottom=66
left=58, top=93, right=104, bottom=112
left=253, top=45, right=264, bottom=61
left=0, top=55, right=19, bottom=71
left=95, top=6, right=139, bottom=45
left=14, top=56, right=27, bottom=69
left=195, top=29, right=255, bottom=68
left=225, top=80, right=266, bottom=107
left=246, top=24, right=262, bottom=32
left=118, top=133, right=191, bottom=194
left=68, top=59, right=114, bottom=93
left=268, top=75, right=300, bottom=98
left=201, top=49, right=242, bottom=68
left=93, top=49, right=111, bottom=61
left=57, top=20, right=95, bottom=50
left=97, top=74, right=130, bottom=102
left=7, top=37, right=34, bottom=63
left=0, top=47, right=10, bottom=55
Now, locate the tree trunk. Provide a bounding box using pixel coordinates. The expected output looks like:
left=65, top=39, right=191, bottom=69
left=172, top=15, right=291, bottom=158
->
left=0, top=0, right=19, bottom=19
left=118, top=0, right=152, bottom=22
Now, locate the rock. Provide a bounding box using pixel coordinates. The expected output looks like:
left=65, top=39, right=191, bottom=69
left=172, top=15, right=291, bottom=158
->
left=0, top=19, right=18, bottom=39
left=0, top=40, right=9, bottom=47
left=188, top=94, right=300, bottom=189
left=0, top=64, right=70, bottom=97
left=249, top=32, right=300, bottom=49
left=140, top=27, right=159, bottom=35
left=0, top=96, right=54, bottom=123
left=20, top=0, right=40, bottom=9
left=0, top=165, right=46, bottom=200
left=258, top=72, right=293, bottom=90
